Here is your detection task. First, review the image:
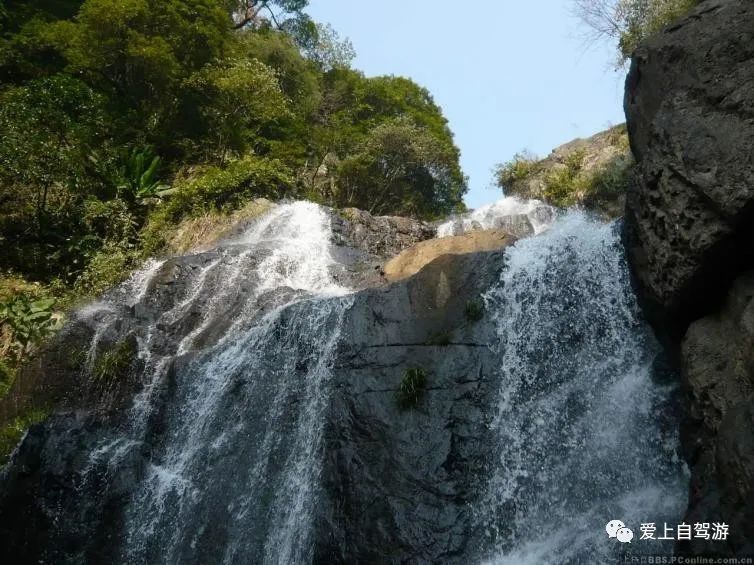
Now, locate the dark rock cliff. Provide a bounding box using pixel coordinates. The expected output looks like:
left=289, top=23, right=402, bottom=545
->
left=624, top=0, right=754, bottom=334
left=316, top=251, right=505, bottom=563
left=624, top=0, right=754, bottom=555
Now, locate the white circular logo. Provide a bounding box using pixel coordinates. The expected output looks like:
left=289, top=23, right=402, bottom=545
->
left=605, top=519, right=625, bottom=538
left=616, top=527, right=634, bottom=543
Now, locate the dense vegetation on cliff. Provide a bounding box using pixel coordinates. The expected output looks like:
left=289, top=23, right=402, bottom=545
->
left=0, top=0, right=466, bottom=384
left=495, top=124, right=632, bottom=218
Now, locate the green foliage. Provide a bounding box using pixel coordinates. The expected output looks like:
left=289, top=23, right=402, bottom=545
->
left=0, top=358, right=15, bottom=397
left=542, top=149, right=588, bottom=208
left=48, top=0, right=231, bottom=114
left=228, top=0, right=310, bottom=38
left=187, top=57, right=290, bottom=160
left=582, top=153, right=634, bottom=215
left=304, top=22, right=355, bottom=71
left=117, top=146, right=169, bottom=201
left=396, top=367, right=428, bottom=410
left=465, top=299, right=485, bottom=323
left=0, top=74, right=121, bottom=281
left=618, top=0, right=699, bottom=59
left=141, top=156, right=293, bottom=254
left=0, top=408, right=49, bottom=465
left=0, top=294, right=61, bottom=359
left=495, top=151, right=540, bottom=192
left=74, top=241, right=141, bottom=297
left=168, top=157, right=293, bottom=217
left=573, top=0, right=699, bottom=63
left=335, top=117, right=466, bottom=218
left=92, top=339, right=136, bottom=381
left=0, top=0, right=465, bottom=296
left=235, top=30, right=320, bottom=115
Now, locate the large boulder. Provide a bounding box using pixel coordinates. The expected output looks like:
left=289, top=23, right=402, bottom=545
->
left=330, top=207, right=435, bottom=259
left=623, top=0, right=754, bottom=333
left=383, top=230, right=516, bottom=282
left=623, top=0, right=754, bottom=556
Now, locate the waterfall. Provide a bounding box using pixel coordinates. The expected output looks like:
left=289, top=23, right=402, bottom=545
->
left=436, top=196, right=554, bottom=237
left=0, top=199, right=689, bottom=563
left=476, top=211, right=688, bottom=563
left=78, top=202, right=353, bottom=564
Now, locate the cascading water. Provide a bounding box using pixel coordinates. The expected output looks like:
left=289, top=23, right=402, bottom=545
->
left=473, top=210, right=688, bottom=563
left=437, top=196, right=554, bottom=237
left=76, top=201, right=354, bottom=563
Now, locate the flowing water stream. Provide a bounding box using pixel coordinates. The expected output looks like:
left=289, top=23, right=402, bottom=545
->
left=473, top=211, right=688, bottom=564
left=77, top=202, right=354, bottom=563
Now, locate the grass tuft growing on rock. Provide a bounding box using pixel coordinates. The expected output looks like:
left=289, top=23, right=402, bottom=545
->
left=465, top=299, right=485, bottom=322
left=92, top=339, right=136, bottom=382
left=396, top=367, right=428, bottom=410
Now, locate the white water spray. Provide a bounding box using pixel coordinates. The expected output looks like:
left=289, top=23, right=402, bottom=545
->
left=477, top=211, right=687, bottom=564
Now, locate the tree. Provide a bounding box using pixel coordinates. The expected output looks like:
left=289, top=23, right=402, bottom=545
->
left=572, top=0, right=699, bottom=61
left=187, top=57, right=290, bottom=162
left=228, top=0, right=305, bottom=29
left=304, top=23, right=355, bottom=71
left=0, top=74, right=126, bottom=281
left=335, top=118, right=467, bottom=218
left=46, top=0, right=232, bottom=124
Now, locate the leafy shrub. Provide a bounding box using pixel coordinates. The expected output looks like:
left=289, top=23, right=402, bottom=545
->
left=167, top=156, right=293, bottom=218
left=396, top=367, right=428, bottom=410
left=587, top=154, right=633, bottom=198
left=0, top=293, right=61, bottom=361
left=573, top=0, right=700, bottom=63
left=74, top=241, right=141, bottom=298
left=618, top=0, right=699, bottom=58
left=542, top=149, right=589, bottom=207
left=465, top=299, right=485, bottom=322
left=117, top=146, right=169, bottom=201
left=140, top=157, right=293, bottom=255
left=92, top=339, right=136, bottom=382
left=0, top=358, right=15, bottom=398
left=495, top=151, right=540, bottom=193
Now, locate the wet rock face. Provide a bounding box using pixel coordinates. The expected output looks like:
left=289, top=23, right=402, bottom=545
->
left=680, top=273, right=754, bottom=555
left=315, top=251, right=506, bottom=563
left=623, top=0, right=754, bottom=332
left=0, top=252, right=508, bottom=565
left=0, top=414, right=139, bottom=564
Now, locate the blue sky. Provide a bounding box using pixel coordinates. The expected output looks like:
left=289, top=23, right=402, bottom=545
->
left=306, top=1, right=628, bottom=209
